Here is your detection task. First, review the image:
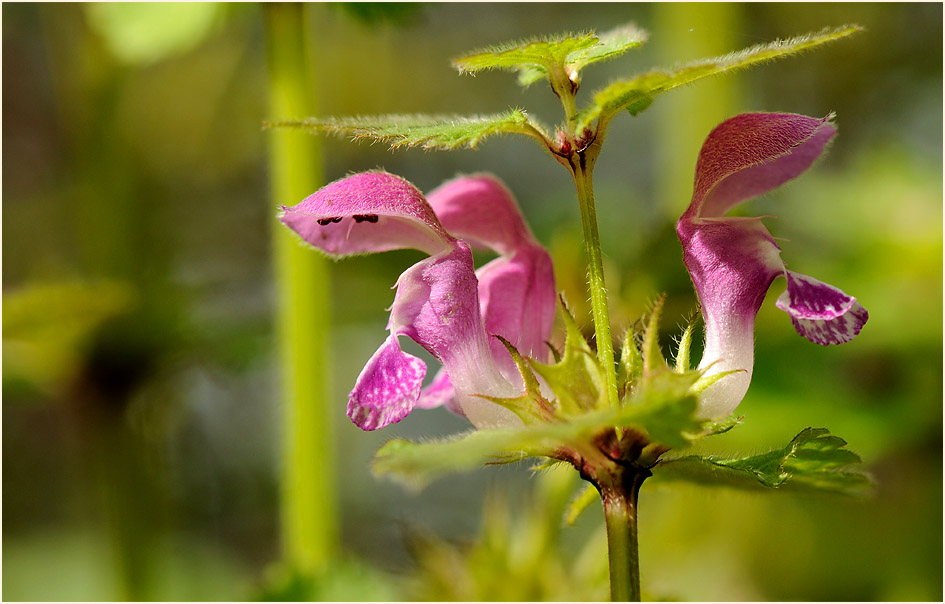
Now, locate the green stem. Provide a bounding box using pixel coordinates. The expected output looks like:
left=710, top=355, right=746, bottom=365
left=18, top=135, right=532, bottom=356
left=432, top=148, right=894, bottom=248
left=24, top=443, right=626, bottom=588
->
left=265, top=4, right=336, bottom=573
left=601, top=470, right=647, bottom=601
left=572, top=157, right=620, bottom=409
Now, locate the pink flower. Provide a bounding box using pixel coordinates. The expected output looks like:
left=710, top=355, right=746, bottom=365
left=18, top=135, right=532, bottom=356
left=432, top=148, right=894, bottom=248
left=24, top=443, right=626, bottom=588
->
left=677, top=113, right=868, bottom=419
left=280, top=172, right=555, bottom=430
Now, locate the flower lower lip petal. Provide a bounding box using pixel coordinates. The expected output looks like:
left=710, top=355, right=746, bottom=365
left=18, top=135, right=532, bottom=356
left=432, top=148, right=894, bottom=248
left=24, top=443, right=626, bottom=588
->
left=347, top=335, right=427, bottom=431
left=776, top=272, right=868, bottom=345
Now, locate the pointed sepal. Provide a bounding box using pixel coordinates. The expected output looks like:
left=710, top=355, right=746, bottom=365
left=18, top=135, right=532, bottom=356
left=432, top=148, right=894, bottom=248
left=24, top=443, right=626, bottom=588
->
left=642, top=294, right=667, bottom=377
left=478, top=336, right=556, bottom=424
left=617, top=327, right=643, bottom=399
left=674, top=309, right=700, bottom=372
left=530, top=299, right=607, bottom=416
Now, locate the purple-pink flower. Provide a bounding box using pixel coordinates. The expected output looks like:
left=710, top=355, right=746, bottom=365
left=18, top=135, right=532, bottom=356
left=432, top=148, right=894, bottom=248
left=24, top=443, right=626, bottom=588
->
left=677, top=112, right=868, bottom=420
left=280, top=172, right=555, bottom=431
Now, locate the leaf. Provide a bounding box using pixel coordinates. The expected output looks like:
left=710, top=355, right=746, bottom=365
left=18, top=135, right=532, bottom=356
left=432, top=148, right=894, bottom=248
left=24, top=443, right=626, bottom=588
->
left=371, top=429, right=558, bottom=491
left=567, top=23, right=648, bottom=73
left=577, top=24, right=862, bottom=128
left=453, top=23, right=646, bottom=88
left=265, top=109, right=547, bottom=150
left=453, top=31, right=598, bottom=77
left=653, top=427, right=873, bottom=496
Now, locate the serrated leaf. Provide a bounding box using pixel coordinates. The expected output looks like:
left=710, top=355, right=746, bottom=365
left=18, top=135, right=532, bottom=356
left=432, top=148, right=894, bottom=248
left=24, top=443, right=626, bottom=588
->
left=653, top=427, right=873, bottom=496
left=453, top=32, right=597, bottom=77
left=567, top=23, right=647, bottom=73
left=265, top=109, right=547, bottom=150
left=578, top=24, right=862, bottom=128
left=453, top=23, right=646, bottom=89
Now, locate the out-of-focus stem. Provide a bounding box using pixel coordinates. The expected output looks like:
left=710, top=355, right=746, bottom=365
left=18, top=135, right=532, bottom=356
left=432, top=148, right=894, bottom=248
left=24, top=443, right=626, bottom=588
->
left=264, top=3, right=336, bottom=572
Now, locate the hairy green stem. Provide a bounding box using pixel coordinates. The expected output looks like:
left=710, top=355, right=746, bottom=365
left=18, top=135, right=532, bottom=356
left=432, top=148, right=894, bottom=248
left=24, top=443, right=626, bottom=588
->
left=601, top=470, right=647, bottom=601
left=572, top=158, right=620, bottom=409
left=265, top=3, right=337, bottom=572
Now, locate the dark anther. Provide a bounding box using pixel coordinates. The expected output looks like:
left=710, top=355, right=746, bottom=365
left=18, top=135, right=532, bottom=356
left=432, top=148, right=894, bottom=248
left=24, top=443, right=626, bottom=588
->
left=353, top=214, right=379, bottom=223
left=316, top=216, right=343, bottom=225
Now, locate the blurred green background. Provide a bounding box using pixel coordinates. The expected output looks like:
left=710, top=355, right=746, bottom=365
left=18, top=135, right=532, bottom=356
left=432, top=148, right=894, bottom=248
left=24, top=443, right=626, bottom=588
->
left=3, top=3, right=941, bottom=601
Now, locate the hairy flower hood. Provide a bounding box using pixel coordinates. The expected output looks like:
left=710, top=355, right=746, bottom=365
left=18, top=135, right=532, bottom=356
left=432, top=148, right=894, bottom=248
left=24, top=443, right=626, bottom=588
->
left=280, top=171, right=555, bottom=430
left=677, top=112, right=868, bottom=419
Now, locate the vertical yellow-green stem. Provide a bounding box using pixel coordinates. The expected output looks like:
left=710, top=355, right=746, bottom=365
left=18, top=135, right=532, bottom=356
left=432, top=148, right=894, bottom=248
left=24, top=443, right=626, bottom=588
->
left=572, top=159, right=620, bottom=410
left=265, top=3, right=336, bottom=572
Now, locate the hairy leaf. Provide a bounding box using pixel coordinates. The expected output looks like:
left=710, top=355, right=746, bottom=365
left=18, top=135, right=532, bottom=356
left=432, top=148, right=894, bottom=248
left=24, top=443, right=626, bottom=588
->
left=567, top=23, right=647, bottom=73
left=453, top=23, right=646, bottom=88
left=265, top=109, right=547, bottom=150
left=653, top=427, right=872, bottom=496
left=577, top=25, right=862, bottom=128
left=453, top=32, right=598, bottom=76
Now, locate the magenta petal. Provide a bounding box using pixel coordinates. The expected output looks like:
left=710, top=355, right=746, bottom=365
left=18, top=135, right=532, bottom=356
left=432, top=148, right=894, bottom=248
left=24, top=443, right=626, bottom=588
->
left=280, top=171, right=453, bottom=257
left=416, top=369, right=465, bottom=416
left=775, top=271, right=869, bottom=346
left=677, top=216, right=786, bottom=419
left=426, top=174, right=532, bottom=255
left=689, top=113, right=836, bottom=219
left=677, top=216, right=785, bottom=322
left=388, top=243, right=520, bottom=428
left=415, top=247, right=555, bottom=415
left=477, top=247, right=556, bottom=367
left=347, top=335, right=427, bottom=431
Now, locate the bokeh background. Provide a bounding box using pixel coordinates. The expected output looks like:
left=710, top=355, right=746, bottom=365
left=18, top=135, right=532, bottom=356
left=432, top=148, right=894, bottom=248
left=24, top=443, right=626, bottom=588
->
left=3, top=3, right=942, bottom=601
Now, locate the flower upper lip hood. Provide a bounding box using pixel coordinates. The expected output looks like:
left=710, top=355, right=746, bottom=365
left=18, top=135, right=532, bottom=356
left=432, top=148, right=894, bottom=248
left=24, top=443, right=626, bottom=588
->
left=677, top=112, right=868, bottom=420
left=280, top=171, right=556, bottom=431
